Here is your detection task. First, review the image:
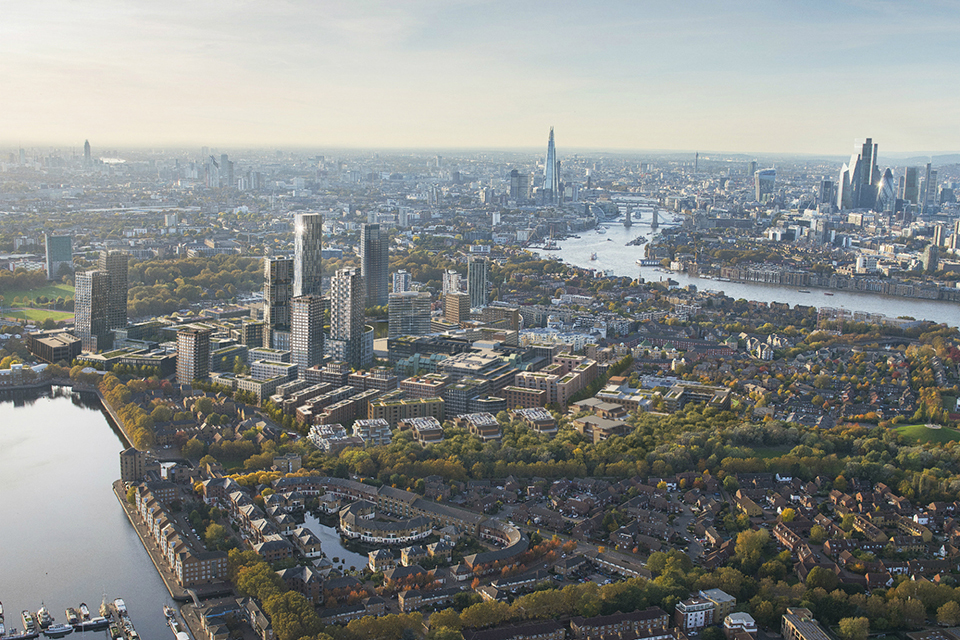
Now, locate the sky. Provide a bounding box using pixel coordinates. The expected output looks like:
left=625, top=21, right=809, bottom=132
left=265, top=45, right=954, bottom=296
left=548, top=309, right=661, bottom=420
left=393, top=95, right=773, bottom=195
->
left=2, top=0, right=959, bottom=154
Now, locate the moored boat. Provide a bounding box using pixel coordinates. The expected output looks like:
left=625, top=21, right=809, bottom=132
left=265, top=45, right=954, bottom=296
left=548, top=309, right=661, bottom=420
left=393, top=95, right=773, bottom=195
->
left=78, top=605, right=89, bottom=622
left=75, top=616, right=109, bottom=632
left=22, top=611, right=37, bottom=633
left=112, top=600, right=126, bottom=618
left=42, top=623, right=73, bottom=638
left=64, top=610, right=78, bottom=627
left=35, top=607, right=53, bottom=630
left=1, top=621, right=5, bottom=636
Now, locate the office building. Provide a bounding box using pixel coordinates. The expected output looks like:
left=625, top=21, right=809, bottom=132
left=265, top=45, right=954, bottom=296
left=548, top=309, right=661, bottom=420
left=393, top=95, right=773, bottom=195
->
left=542, top=127, right=560, bottom=204
left=902, top=167, right=920, bottom=204
left=329, top=268, right=364, bottom=367
left=294, top=212, right=324, bottom=297
left=754, top=169, right=776, bottom=203
left=76, top=270, right=112, bottom=352
left=857, top=138, right=879, bottom=210
left=442, top=270, right=462, bottom=295
left=818, top=180, right=834, bottom=208
left=393, top=270, right=412, bottom=293
left=468, top=256, right=488, bottom=309
left=291, top=294, right=325, bottom=376
left=876, top=168, right=896, bottom=212
left=99, top=250, right=128, bottom=330
left=26, top=329, right=82, bottom=364
left=264, top=257, right=294, bottom=347
left=921, top=163, right=938, bottom=214
left=360, top=223, right=389, bottom=307
left=44, top=234, right=72, bottom=281
left=176, top=327, right=212, bottom=384
left=837, top=138, right=880, bottom=210
left=509, top=169, right=531, bottom=202
left=83, top=139, right=91, bottom=165
left=388, top=291, right=431, bottom=338
left=220, top=153, right=234, bottom=188
left=445, top=292, right=470, bottom=325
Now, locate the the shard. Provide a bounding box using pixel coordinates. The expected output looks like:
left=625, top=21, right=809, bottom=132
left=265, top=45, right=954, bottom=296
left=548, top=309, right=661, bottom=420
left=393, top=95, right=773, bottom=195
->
left=543, top=127, right=560, bottom=204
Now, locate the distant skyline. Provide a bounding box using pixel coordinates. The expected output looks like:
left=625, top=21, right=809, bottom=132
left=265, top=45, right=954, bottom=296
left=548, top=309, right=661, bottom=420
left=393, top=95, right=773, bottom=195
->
left=3, top=1, right=959, bottom=155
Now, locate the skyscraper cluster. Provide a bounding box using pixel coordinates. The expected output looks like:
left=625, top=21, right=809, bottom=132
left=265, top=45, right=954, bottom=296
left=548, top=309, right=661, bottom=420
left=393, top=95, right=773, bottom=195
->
left=76, top=250, right=128, bottom=352
left=836, top=138, right=941, bottom=215
left=838, top=138, right=880, bottom=210
left=265, top=213, right=328, bottom=375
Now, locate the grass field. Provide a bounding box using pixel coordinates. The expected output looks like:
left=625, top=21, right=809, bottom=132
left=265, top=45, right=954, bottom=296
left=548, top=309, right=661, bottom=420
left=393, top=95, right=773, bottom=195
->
left=2, top=308, right=75, bottom=323
left=0, top=282, right=75, bottom=304
left=895, top=423, right=960, bottom=444
left=0, top=282, right=76, bottom=325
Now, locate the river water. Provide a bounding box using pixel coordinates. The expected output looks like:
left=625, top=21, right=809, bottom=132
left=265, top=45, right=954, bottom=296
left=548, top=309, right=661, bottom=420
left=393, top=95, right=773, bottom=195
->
left=538, top=212, right=960, bottom=328
left=0, top=388, right=174, bottom=640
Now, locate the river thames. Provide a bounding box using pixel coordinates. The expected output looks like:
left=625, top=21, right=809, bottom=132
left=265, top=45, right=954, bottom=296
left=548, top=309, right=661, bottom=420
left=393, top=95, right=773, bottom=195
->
left=0, top=388, right=175, bottom=640
left=537, top=213, right=960, bottom=328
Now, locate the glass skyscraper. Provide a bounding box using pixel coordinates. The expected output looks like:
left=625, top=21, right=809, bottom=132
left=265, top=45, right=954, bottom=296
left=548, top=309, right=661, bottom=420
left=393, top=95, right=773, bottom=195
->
left=294, top=212, right=323, bottom=297
left=44, top=234, right=72, bottom=281
left=542, top=127, right=560, bottom=204
left=360, top=223, right=388, bottom=307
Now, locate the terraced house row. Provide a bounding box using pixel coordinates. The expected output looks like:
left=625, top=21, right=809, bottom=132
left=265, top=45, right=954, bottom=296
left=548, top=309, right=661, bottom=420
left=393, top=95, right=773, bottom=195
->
left=134, top=482, right=228, bottom=587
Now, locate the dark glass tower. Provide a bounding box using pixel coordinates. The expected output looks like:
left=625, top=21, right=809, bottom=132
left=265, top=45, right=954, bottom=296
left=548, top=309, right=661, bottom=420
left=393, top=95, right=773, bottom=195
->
left=360, top=223, right=388, bottom=307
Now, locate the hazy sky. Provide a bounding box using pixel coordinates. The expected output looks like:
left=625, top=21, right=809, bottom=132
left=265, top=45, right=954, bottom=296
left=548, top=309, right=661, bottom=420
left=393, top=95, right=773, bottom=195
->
left=3, top=0, right=958, bottom=154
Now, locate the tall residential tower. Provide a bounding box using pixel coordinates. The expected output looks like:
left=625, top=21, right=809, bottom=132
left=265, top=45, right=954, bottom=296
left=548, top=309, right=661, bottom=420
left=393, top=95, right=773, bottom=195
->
left=293, top=213, right=324, bottom=297
left=291, top=294, right=325, bottom=375
left=329, top=268, right=365, bottom=367
left=75, top=270, right=111, bottom=352
left=264, top=257, right=294, bottom=348
left=468, top=256, right=489, bottom=309
left=360, top=223, right=389, bottom=307
left=99, top=250, right=128, bottom=330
